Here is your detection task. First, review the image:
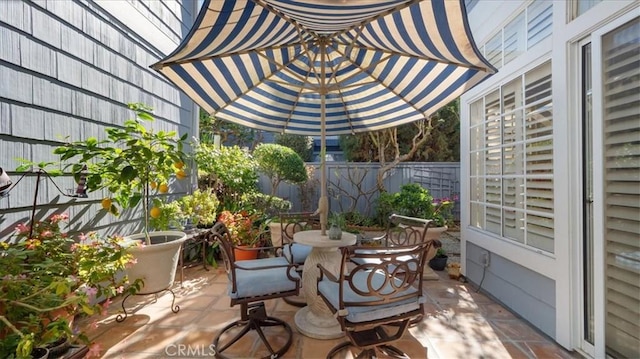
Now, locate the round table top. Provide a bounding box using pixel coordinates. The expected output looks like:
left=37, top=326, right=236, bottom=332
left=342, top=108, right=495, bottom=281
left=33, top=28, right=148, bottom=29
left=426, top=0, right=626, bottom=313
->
left=293, top=230, right=357, bottom=248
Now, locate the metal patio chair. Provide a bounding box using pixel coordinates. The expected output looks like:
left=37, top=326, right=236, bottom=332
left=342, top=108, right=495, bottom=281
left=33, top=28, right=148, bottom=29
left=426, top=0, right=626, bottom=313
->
left=210, top=222, right=300, bottom=359
left=316, top=242, right=431, bottom=358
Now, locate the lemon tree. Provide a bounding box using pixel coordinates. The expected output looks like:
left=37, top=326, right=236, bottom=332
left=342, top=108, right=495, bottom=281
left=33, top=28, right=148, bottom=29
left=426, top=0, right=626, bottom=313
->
left=54, top=103, right=189, bottom=243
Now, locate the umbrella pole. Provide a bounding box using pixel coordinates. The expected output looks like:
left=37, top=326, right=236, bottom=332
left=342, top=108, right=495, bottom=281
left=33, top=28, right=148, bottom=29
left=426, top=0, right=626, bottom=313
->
left=319, top=38, right=328, bottom=236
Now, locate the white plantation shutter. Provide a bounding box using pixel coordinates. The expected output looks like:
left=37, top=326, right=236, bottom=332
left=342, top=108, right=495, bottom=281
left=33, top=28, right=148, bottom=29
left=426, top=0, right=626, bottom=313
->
left=602, top=18, right=640, bottom=359
left=468, top=62, right=554, bottom=252
left=524, top=63, right=554, bottom=252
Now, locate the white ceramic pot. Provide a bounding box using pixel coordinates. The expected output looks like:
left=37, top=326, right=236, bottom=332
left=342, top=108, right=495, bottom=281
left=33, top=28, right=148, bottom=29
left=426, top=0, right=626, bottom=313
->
left=124, top=231, right=187, bottom=295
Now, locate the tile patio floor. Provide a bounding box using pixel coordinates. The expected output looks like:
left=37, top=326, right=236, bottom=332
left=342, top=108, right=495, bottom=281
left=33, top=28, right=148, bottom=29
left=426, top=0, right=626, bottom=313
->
left=78, top=264, right=580, bottom=359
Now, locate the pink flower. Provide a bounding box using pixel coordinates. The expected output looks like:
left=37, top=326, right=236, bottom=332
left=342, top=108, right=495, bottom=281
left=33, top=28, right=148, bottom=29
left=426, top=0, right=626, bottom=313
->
left=101, top=298, right=112, bottom=315
left=40, top=230, right=53, bottom=238
left=78, top=233, right=87, bottom=242
left=50, top=212, right=69, bottom=223
left=15, top=223, right=30, bottom=234
left=116, top=286, right=124, bottom=294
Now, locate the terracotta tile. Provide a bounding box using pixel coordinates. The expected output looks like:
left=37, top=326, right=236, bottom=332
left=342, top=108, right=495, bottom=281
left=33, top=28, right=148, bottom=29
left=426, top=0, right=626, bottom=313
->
left=429, top=338, right=514, bottom=358
left=480, top=303, right=518, bottom=320
left=194, top=309, right=240, bottom=331
left=111, top=326, right=185, bottom=354
left=88, top=324, right=142, bottom=357
left=148, top=308, right=204, bottom=327
left=175, top=293, right=217, bottom=311
left=502, top=342, right=532, bottom=359
left=74, top=265, right=574, bottom=359
left=520, top=342, right=581, bottom=358
left=300, top=336, right=346, bottom=358
left=490, top=319, right=548, bottom=341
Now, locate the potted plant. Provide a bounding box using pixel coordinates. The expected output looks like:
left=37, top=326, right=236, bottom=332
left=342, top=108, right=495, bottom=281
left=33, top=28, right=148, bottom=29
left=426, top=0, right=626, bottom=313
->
left=428, top=248, right=449, bottom=271
left=179, top=189, right=219, bottom=229
left=0, top=213, right=137, bottom=358
left=376, top=183, right=456, bottom=240
left=54, top=103, right=189, bottom=295
left=328, top=212, right=346, bottom=240
left=217, top=210, right=264, bottom=260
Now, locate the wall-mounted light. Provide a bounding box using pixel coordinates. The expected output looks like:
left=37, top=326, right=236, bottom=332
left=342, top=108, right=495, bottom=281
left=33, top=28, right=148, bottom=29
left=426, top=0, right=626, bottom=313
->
left=0, top=167, right=12, bottom=197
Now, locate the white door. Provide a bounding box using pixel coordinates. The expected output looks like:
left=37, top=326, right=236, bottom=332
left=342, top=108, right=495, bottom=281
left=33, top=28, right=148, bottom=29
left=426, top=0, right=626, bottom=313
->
left=580, top=15, right=640, bottom=359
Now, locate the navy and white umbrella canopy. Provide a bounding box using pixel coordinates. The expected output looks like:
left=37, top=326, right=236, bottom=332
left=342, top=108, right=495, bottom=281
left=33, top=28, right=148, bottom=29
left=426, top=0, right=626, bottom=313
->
left=153, top=0, right=496, bottom=233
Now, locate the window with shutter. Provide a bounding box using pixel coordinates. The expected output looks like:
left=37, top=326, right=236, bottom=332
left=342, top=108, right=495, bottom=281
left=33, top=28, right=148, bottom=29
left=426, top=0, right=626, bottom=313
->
left=602, top=18, right=640, bottom=359
left=527, top=1, right=552, bottom=49
left=468, top=61, right=554, bottom=253
left=479, top=1, right=552, bottom=70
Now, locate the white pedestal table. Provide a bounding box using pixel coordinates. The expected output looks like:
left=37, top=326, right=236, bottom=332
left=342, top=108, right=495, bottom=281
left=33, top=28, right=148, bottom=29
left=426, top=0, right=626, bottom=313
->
left=292, top=230, right=357, bottom=339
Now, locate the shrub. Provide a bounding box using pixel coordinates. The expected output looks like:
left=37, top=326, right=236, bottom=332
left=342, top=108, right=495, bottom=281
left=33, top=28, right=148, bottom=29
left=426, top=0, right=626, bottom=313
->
left=253, top=143, right=308, bottom=196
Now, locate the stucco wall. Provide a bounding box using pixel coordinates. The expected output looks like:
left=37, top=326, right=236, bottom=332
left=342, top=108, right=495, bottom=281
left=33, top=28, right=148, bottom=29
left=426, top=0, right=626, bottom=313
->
left=0, top=0, right=198, bottom=241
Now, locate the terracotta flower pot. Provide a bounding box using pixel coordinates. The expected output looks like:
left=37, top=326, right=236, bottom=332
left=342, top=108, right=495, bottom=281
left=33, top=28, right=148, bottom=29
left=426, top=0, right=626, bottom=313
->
left=234, top=246, right=259, bottom=261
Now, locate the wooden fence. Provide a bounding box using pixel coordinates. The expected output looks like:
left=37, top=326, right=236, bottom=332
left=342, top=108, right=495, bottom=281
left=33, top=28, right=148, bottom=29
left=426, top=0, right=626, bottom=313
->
left=258, top=162, right=460, bottom=220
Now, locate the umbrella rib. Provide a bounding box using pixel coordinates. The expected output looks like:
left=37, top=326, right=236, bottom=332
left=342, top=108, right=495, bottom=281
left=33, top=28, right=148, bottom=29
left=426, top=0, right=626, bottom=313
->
left=337, top=45, right=494, bottom=73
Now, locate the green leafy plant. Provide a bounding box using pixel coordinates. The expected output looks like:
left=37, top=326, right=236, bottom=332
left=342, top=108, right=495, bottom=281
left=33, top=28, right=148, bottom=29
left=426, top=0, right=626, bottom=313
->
left=329, top=212, right=347, bottom=230
left=53, top=103, right=189, bottom=244
left=375, top=183, right=456, bottom=227
left=149, top=199, right=185, bottom=231
left=253, top=143, right=308, bottom=196
left=0, top=213, right=138, bottom=358
left=239, top=192, right=291, bottom=218
left=434, top=248, right=448, bottom=258
left=217, top=210, right=264, bottom=247
left=179, top=189, right=219, bottom=228
left=194, top=142, right=258, bottom=208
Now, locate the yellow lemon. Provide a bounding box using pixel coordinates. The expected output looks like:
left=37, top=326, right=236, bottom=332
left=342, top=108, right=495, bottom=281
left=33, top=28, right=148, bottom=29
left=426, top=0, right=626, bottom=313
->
left=101, top=198, right=112, bottom=210
left=150, top=181, right=157, bottom=190
left=158, top=184, right=169, bottom=193
left=174, top=161, right=184, bottom=170
left=176, top=170, right=187, bottom=180
left=150, top=207, right=162, bottom=219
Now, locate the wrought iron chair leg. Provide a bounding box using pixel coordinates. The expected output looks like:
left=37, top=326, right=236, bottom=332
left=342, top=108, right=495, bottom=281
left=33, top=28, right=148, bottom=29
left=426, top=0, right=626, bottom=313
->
left=378, top=344, right=410, bottom=358
left=213, top=320, right=253, bottom=353
left=212, top=316, right=293, bottom=359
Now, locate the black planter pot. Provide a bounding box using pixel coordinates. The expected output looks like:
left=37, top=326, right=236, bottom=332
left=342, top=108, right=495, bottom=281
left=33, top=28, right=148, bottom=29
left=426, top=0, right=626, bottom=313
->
left=31, top=347, right=49, bottom=359
left=428, top=255, right=448, bottom=271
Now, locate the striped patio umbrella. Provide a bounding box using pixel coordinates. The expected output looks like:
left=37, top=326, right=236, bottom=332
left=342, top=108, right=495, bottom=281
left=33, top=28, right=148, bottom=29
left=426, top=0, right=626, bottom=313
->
left=153, top=0, right=496, bottom=234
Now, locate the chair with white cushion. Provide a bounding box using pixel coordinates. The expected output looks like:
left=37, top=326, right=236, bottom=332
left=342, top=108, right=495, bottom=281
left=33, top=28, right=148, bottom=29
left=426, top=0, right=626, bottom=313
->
left=210, top=221, right=300, bottom=358
left=316, top=242, right=431, bottom=358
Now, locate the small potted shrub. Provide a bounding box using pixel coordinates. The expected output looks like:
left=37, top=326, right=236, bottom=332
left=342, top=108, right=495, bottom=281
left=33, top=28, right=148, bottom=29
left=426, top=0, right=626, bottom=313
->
left=179, top=189, right=219, bottom=228
left=428, top=248, right=448, bottom=271
left=217, top=210, right=264, bottom=260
